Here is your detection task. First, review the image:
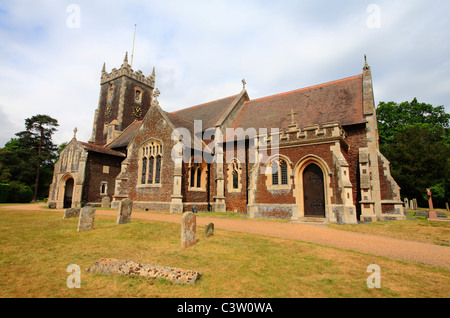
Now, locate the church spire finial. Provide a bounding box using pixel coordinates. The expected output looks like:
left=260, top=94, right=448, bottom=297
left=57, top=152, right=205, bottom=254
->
left=242, top=78, right=246, bottom=90
left=363, top=54, right=371, bottom=71
left=102, top=62, right=106, bottom=73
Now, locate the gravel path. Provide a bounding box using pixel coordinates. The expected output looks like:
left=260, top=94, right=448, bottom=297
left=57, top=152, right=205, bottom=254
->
left=5, top=203, right=450, bottom=270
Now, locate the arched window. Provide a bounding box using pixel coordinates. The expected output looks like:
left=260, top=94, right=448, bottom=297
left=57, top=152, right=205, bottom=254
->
left=189, top=157, right=206, bottom=190
left=139, top=140, right=163, bottom=185
left=267, top=158, right=290, bottom=188
left=227, top=159, right=242, bottom=192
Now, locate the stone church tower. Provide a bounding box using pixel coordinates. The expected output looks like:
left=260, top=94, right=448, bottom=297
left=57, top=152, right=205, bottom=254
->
left=90, top=52, right=155, bottom=146
left=48, top=53, right=156, bottom=209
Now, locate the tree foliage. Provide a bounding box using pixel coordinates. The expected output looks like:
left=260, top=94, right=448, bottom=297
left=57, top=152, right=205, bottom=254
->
left=0, top=114, right=59, bottom=201
left=377, top=99, right=450, bottom=207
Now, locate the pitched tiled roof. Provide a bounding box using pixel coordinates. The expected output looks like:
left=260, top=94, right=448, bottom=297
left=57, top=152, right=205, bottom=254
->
left=79, top=141, right=126, bottom=157
left=230, top=75, right=366, bottom=131
left=171, top=94, right=239, bottom=130
left=107, top=121, right=142, bottom=149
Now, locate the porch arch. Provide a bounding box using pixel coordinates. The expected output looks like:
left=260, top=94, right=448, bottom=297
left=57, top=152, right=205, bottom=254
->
left=292, top=155, right=333, bottom=220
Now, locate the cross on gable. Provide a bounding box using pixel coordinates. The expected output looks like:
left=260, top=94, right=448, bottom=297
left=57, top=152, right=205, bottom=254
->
left=153, top=88, right=160, bottom=100
left=289, top=109, right=298, bottom=124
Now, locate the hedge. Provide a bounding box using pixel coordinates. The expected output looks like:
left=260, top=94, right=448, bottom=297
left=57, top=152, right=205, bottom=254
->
left=0, top=182, right=33, bottom=203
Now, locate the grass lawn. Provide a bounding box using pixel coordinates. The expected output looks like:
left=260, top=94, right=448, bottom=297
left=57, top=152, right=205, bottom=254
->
left=0, top=206, right=449, bottom=298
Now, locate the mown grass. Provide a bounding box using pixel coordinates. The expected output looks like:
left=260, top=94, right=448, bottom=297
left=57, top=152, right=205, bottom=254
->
left=0, top=207, right=449, bottom=298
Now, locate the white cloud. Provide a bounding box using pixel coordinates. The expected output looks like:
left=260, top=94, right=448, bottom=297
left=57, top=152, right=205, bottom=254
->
left=0, top=0, right=449, bottom=147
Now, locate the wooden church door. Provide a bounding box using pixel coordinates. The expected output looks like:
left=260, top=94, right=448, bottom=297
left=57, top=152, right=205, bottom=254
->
left=303, top=164, right=325, bottom=217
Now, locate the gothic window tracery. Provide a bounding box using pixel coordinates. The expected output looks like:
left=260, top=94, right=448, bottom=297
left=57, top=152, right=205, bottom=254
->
left=139, top=140, right=163, bottom=185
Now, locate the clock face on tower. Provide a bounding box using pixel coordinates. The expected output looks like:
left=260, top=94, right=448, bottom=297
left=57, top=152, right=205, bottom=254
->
left=132, top=105, right=142, bottom=119
left=105, top=104, right=112, bottom=117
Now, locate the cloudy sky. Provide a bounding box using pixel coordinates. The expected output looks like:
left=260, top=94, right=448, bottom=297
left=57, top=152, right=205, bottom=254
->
left=0, top=0, right=449, bottom=147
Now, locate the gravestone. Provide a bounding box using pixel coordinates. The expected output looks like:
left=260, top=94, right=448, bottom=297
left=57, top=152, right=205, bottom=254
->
left=205, top=222, right=214, bottom=237
left=181, top=212, right=196, bottom=248
left=64, top=208, right=80, bottom=219
left=77, top=206, right=95, bottom=232
left=117, top=198, right=133, bottom=224
left=101, top=196, right=111, bottom=208
left=426, top=188, right=438, bottom=220
left=446, top=202, right=449, bottom=212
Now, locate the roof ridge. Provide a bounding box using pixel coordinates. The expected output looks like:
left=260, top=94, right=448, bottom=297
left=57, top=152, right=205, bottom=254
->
left=245, top=74, right=362, bottom=105
left=165, top=111, right=195, bottom=125
left=171, top=94, right=239, bottom=114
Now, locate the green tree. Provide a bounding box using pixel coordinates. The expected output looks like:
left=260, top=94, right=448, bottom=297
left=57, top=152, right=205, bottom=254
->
left=377, top=99, right=450, bottom=208
left=377, top=98, right=449, bottom=145
left=0, top=115, right=59, bottom=201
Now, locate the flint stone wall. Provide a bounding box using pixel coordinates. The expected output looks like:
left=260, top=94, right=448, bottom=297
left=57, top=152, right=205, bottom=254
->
left=87, top=258, right=201, bottom=285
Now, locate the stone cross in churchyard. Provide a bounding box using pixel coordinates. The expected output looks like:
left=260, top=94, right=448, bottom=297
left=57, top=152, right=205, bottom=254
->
left=117, top=198, right=133, bottom=224
left=181, top=212, right=196, bottom=248
left=427, top=188, right=439, bottom=220
left=77, top=206, right=96, bottom=232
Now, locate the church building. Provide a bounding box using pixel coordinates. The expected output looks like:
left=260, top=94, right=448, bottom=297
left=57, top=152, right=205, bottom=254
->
left=48, top=53, right=405, bottom=224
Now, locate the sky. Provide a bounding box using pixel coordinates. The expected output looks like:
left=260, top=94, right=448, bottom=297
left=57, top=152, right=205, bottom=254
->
left=0, top=0, right=449, bottom=147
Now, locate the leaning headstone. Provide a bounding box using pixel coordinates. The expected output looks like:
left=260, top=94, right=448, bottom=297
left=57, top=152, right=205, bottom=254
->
left=77, top=206, right=95, bottom=232
left=101, top=196, right=111, bottom=208
left=181, top=212, right=196, bottom=248
left=205, top=222, right=214, bottom=237
left=117, top=198, right=133, bottom=224
left=64, top=208, right=80, bottom=219
left=446, top=202, right=449, bottom=212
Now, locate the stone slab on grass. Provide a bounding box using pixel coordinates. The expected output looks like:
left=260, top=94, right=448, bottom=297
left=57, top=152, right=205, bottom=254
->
left=87, top=258, right=201, bottom=285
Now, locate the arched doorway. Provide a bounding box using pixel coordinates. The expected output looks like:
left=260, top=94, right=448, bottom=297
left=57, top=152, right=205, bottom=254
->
left=64, top=178, right=74, bottom=208
left=303, top=163, right=325, bottom=217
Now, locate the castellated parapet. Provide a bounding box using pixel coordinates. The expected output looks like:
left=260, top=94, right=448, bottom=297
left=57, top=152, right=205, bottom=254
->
left=100, top=52, right=155, bottom=88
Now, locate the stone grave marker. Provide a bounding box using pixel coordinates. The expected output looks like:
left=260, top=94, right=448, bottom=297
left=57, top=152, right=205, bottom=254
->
left=64, top=208, right=80, bottom=219
left=181, top=212, right=196, bottom=248
left=101, top=196, right=111, bottom=208
left=117, top=198, right=133, bottom=224
left=77, top=206, right=96, bottom=232
left=205, top=222, right=214, bottom=237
